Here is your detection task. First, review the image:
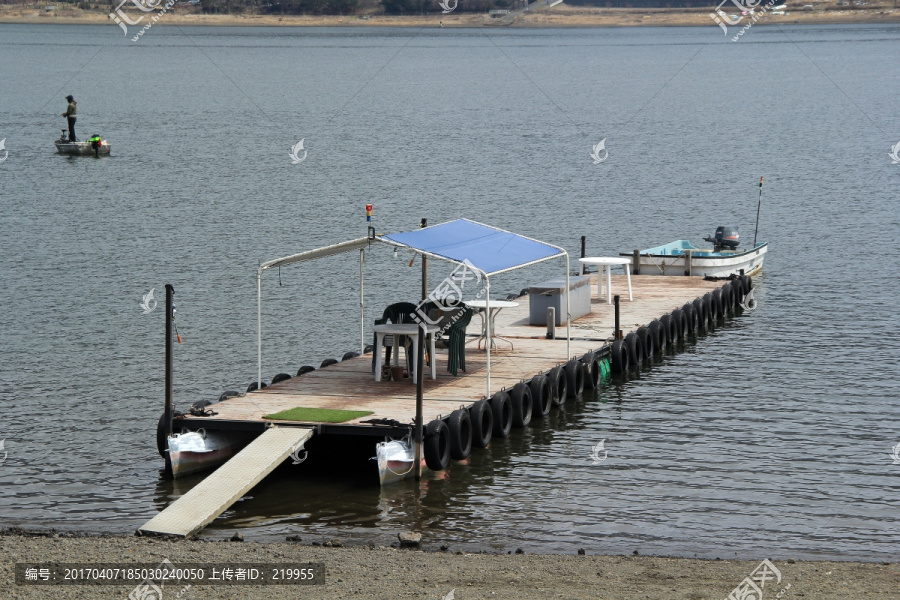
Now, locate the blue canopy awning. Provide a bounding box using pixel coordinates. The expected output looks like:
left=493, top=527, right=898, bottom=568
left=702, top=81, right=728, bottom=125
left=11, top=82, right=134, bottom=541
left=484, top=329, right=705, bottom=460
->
left=381, top=218, right=565, bottom=276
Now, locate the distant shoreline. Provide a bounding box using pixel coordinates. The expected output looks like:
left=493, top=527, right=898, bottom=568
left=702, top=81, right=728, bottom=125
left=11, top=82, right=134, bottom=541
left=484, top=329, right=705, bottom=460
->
left=2, top=3, right=899, bottom=29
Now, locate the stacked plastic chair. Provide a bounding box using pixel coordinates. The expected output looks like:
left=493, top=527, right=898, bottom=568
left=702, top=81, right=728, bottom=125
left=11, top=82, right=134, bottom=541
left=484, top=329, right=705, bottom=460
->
left=446, top=306, right=474, bottom=376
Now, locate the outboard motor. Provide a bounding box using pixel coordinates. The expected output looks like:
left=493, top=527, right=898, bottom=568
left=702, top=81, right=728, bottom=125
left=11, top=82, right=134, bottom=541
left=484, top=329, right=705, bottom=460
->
left=704, top=225, right=740, bottom=252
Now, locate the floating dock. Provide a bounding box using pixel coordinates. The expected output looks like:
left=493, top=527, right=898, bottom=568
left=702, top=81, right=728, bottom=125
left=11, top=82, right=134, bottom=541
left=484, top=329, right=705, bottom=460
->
left=139, top=272, right=754, bottom=538
left=175, top=274, right=725, bottom=434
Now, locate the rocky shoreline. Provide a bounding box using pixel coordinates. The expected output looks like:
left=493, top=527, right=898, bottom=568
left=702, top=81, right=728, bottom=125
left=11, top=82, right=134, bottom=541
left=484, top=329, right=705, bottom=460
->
left=1, top=529, right=898, bottom=599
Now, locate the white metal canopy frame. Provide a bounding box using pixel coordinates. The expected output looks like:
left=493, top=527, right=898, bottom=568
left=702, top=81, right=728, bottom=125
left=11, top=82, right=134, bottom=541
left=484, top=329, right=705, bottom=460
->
left=255, top=219, right=571, bottom=399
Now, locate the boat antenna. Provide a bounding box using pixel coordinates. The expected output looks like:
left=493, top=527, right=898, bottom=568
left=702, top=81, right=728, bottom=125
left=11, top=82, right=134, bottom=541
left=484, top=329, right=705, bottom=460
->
left=753, top=176, right=763, bottom=247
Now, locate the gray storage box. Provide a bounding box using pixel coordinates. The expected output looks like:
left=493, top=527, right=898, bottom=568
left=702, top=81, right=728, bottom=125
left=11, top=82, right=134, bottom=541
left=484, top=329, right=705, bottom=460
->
left=528, top=276, right=591, bottom=325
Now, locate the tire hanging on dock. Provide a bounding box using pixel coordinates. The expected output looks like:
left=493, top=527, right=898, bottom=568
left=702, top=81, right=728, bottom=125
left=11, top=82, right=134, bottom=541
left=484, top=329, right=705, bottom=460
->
left=320, top=358, right=338, bottom=368
left=582, top=352, right=601, bottom=390
left=490, top=392, right=513, bottom=438
left=740, top=274, right=752, bottom=295
left=661, top=313, right=677, bottom=344
left=529, top=375, right=553, bottom=418
left=720, top=285, right=733, bottom=317
left=296, top=365, right=316, bottom=376
left=509, top=383, right=533, bottom=428
left=469, top=399, right=493, bottom=448
left=446, top=409, right=473, bottom=460
left=648, top=319, right=667, bottom=354
left=712, top=288, right=725, bottom=320
left=247, top=381, right=268, bottom=392
left=730, top=278, right=744, bottom=310
left=156, top=413, right=168, bottom=458
left=672, top=309, right=688, bottom=341
left=703, top=293, right=717, bottom=327
left=636, top=326, right=654, bottom=359
left=610, top=339, right=630, bottom=373
left=547, top=366, right=568, bottom=407
left=682, top=303, right=698, bottom=335
left=271, top=373, right=292, bottom=384
left=424, top=419, right=451, bottom=471
left=341, top=351, right=360, bottom=361
left=692, top=298, right=707, bottom=331
left=624, top=332, right=642, bottom=368
left=218, top=390, right=240, bottom=402
left=564, top=360, right=585, bottom=398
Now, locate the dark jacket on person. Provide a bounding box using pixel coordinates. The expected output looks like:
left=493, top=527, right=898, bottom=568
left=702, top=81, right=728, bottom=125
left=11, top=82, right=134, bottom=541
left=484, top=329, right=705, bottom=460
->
left=64, top=101, right=77, bottom=117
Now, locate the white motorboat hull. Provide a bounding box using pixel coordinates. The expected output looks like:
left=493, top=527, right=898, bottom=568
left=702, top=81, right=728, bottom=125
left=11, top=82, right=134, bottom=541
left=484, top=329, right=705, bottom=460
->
left=626, top=242, right=767, bottom=279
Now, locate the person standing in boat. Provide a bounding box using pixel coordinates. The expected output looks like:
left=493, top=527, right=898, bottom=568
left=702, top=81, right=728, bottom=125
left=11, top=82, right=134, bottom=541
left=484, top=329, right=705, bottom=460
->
left=62, top=95, right=77, bottom=141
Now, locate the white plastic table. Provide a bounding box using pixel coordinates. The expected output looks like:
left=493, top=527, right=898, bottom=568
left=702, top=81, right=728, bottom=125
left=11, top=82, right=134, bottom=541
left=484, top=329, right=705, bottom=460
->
left=465, top=299, right=519, bottom=350
left=579, top=257, right=633, bottom=304
left=373, top=323, right=438, bottom=382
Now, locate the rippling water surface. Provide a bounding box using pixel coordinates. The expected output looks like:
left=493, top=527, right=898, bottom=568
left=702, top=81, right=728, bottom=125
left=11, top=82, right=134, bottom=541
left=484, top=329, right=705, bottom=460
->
left=1, top=22, right=898, bottom=561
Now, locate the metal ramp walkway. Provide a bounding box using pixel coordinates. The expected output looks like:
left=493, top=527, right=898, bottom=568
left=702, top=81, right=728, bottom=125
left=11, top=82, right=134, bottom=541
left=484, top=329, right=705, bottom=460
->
left=139, top=427, right=313, bottom=538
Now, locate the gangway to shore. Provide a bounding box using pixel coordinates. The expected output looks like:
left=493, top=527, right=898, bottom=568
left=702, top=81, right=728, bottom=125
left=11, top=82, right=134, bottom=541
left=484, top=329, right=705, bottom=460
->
left=138, top=427, right=313, bottom=538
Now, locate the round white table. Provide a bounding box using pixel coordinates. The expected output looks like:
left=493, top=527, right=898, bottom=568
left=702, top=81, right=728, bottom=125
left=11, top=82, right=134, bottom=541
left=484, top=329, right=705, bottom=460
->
left=373, top=323, right=439, bottom=382
left=465, top=299, right=519, bottom=350
left=579, top=257, right=633, bottom=304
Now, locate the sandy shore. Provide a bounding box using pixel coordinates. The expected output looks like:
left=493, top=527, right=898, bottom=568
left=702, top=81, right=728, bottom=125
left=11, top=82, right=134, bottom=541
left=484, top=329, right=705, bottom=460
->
left=1, top=529, right=898, bottom=599
left=1, top=3, right=899, bottom=28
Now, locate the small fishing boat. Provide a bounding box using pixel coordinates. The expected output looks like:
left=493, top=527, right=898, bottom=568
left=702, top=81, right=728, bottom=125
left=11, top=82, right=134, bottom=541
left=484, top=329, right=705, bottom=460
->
left=54, top=129, right=110, bottom=157
left=375, top=439, right=420, bottom=485
left=167, top=429, right=248, bottom=478
left=625, top=225, right=767, bottom=279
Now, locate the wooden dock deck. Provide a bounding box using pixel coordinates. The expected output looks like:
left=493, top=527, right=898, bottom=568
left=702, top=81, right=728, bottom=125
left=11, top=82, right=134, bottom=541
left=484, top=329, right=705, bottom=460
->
left=178, top=274, right=724, bottom=433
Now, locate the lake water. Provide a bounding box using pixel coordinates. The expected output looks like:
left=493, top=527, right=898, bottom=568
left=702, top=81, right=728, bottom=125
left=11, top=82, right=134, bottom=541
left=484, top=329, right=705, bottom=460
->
left=1, top=22, right=898, bottom=561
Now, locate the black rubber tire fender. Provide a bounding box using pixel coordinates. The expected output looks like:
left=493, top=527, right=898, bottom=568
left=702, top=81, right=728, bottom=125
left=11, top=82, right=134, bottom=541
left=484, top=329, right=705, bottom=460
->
left=271, top=373, right=292, bottom=384
left=741, top=274, right=752, bottom=295
left=319, top=358, right=338, bottom=368
left=156, top=413, right=167, bottom=458
left=296, top=365, right=316, bottom=376
left=424, top=419, right=451, bottom=471
left=730, top=278, right=744, bottom=309
left=564, top=359, right=585, bottom=398
left=648, top=319, right=666, bottom=354
left=703, top=293, right=717, bottom=326
left=660, top=313, right=677, bottom=344
left=624, top=332, right=641, bottom=368
left=582, top=352, right=601, bottom=390
left=529, top=375, right=552, bottom=418
left=682, top=303, right=698, bottom=334
left=672, top=309, right=688, bottom=341
left=711, top=288, right=725, bottom=319
left=247, top=381, right=268, bottom=393
left=446, top=408, right=473, bottom=460
left=218, top=390, right=240, bottom=403
left=468, top=399, right=493, bottom=448
left=610, top=339, right=630, bottom=373
left=692, top=298, right=706, bottom=331
left=341, top=351, right=360, bottom=361
left=490, top=392, right=513, bottom=438
left=636, top=326, right=654, bottom=359
left=720, top=284, right=733, bottom=316
left=509, top=382, right=533, bottom=428
left=547, top=366, right=568, bottom=407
